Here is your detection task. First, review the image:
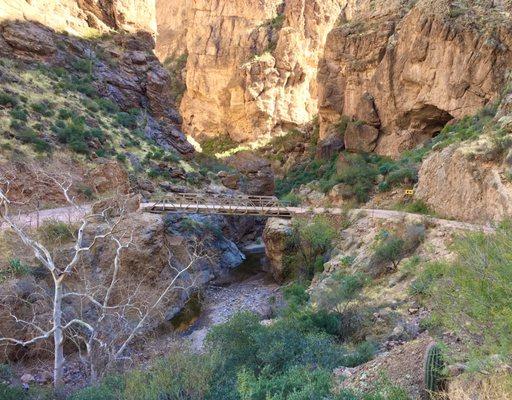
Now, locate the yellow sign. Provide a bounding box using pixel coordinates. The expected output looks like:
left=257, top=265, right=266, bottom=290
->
left=405, top=189, right=414, bottom=195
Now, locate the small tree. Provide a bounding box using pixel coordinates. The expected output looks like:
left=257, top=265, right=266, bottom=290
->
left=312, top=272, right=366, bottom=317
left=374, top=235, right=405, bottom=270
left=286, top=216, right=336, bottom=280
left=0, top=173, right=203, bottom=391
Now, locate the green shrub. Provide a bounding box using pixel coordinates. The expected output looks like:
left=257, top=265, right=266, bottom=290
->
left=72, top=58, right=93, bottom=74
left=312, top=271, right=366, bottom=316
left=0, top=383, right=26, bottom=400
left=15, top=128, right=51, bottom=153
left=116, top=112, right=138, bottom=129
left=371, top=234, right=405, bottom=274
left=285, top=216, right=336, bottom=280
left=116, top=153, right=127, bottom=163
left=10, top=106, right=28, bottom=121
left=30, top=101, right=55, bottom=117
left=236, top=365, right=332, bottom=400
left=69, top=375, right=125, bottom=400
left=425, top=222, right=512, bottom=364
left=37, top=219, right=74, bottom=244
left=201, top=134, right=238, bottom=156
left=280, top=192, right=301, bottom=206
left=0, top=93, right=19, bottom=107
left=96, top=98, right=119, bottom=113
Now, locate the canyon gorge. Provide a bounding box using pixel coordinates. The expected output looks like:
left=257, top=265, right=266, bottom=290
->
left=0, top=0, right=511, bottom=399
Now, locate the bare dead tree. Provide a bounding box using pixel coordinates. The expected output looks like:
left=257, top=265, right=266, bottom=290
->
left=0, top=174, right=203, bottom=390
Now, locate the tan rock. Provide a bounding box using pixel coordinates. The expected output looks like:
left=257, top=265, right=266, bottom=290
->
left=263, top=218, right=293, bottom=283
left=416, top=144, right=512, bottom=223
left=344, top=123, right=379, bottom=153
left=225, top=151, right=275, bottom=195
left=158, top=0, right=341, bottom=142
left=0, top=0, right=156, bottom=36
left=318, top=0, right=512, bottom=156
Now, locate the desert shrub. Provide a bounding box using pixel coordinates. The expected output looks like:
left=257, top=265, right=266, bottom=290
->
left=312, top=271, right=367, bottom=316
left=395, top=200, right=432, bottom=215
left=0, top=384, right=26, bottom=400
left=15, top=128, right=52, bottom=153
left=0, top=93, right=19, bottom=107
left=280, top=192, right=301, bottom=206
left=0, top=259, right=32, bottom=282
left=124, top=351, right=215, bottom=400
left=116, top=111, right=138, bottom=129
left=37, top=219, right=74, bottom=245
left=72, top=58, right=93, bottom=74
left=10, top=106, right=28, bottom=121
left=409, top=262, right=445, bottom=297
left=236, top=365, right=332, bottom=400
left=425, top=222, right=512, bottom=364
left=369, top=225, right=424, bottom=276
left=30, top=101, right=55, bottom=117
left=96, top=98, right=119, bottom=113
left=69, top=375, right=125, bottom=400
left=54, top=114, right=104, bottom=154
left=371, top=233, right=405, bottom=274
left=285, top=216, right=336, bottom=280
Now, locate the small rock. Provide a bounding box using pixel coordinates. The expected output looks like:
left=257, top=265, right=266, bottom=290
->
left=21, top=374, right=35, bottom=384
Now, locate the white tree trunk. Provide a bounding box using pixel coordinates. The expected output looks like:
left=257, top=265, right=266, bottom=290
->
left=53, top=281, right=64, bottom=388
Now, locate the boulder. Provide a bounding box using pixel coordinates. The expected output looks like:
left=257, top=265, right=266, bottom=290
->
left=1, top=22, right=56, bottom=56
left=263, top=218, right=293, bottom=283
left=344, top=122, right=379, bottom=153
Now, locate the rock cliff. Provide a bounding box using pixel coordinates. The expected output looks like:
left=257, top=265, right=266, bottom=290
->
left=0, top=0, right=156, bottom=36
left=318, top=0, right=512, bottom=156
left=156, top=0, right=341, bottom=142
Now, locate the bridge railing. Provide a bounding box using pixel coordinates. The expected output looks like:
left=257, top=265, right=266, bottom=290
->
left=146, top=192, right=294, bottom=217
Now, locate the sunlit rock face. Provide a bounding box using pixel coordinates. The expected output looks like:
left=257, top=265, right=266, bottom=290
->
left=318, top=0, right=512, bottom=156
left=0, top=0, right=156, bottom=35
left=156, top=0, right=341, bottom=142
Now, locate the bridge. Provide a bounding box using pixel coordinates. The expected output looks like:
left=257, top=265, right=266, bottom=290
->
left=139, top=192, right=345, bottom=218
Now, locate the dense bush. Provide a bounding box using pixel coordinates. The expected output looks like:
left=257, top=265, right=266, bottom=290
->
left=420, top=222, right=512, bottom=365
left=0, top=93, right=19, bottom=107
left=285, top=216, right=337, bottom=280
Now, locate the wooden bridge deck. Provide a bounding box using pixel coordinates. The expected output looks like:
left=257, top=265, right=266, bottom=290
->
left=140, top=193, right=345, bottom=218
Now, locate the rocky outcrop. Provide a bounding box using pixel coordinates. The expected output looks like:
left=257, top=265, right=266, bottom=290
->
left=318, top=0, right=512, bottom=156
left=0, top=20, right=194, bottom=156
left=157, top=0, right=341, bottom=142
left=262, top=218, right=292, bottom=283
left=0, top=0, right=156, bottom=36
left=416, top=144, right=512, bottom=224
left=224, top=151, right=275, bottom=196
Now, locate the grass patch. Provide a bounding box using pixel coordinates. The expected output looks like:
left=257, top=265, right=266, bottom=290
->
left=200, top=134, right=239, bottom=157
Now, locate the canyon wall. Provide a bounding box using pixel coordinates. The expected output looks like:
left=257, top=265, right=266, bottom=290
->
left=318, top=0, right=512, bottom=156
left=155, top=0, right=512, bottom=157
left=156, top=0, right=341, bottom=141
left=0, top=0, right=156, bottom=35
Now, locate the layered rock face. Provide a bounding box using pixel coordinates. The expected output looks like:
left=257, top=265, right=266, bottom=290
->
left=0, top=19, right=193, bottom=156
left=318, top=0, right=512, bottom=156
left=0, top=0, right=156, bottom=35
left=157, top=0, right=341, bottom=141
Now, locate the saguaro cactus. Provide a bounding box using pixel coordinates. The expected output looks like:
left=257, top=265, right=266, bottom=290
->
left=423, top=343, right=445, bottom=398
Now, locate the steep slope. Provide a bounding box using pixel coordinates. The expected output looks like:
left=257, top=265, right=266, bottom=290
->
left=156, top=0, right=341, bottom=142
left=318, top=0, right=512, bottom=156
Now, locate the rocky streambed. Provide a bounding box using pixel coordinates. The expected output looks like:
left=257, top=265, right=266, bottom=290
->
left=176, top=250, right=283, bottom=351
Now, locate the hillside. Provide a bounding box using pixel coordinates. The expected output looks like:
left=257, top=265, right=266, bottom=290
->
left=0, top=1, right=511, bottom=400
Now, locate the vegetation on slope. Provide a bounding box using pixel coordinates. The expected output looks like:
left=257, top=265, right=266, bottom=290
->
left=274, top=103, right=500, bottom=204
